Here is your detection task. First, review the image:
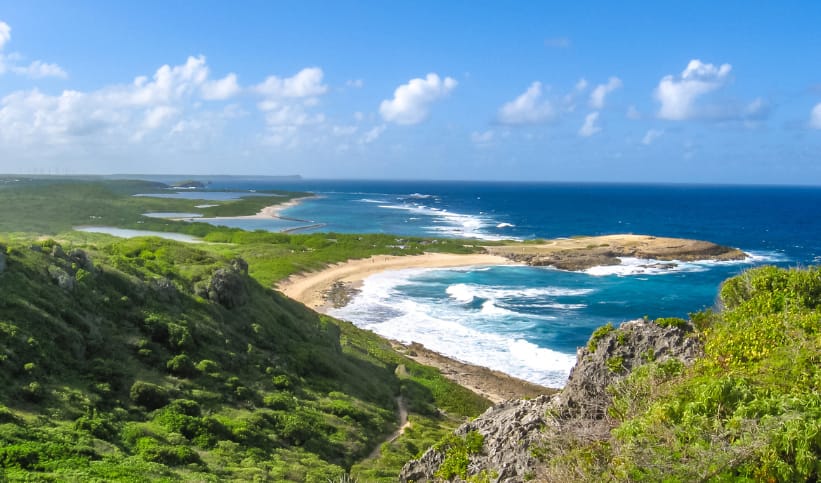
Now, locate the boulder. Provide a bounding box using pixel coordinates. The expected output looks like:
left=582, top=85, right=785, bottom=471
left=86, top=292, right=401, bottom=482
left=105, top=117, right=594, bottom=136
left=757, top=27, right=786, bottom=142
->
left=207, top=258, right=250, bottom=308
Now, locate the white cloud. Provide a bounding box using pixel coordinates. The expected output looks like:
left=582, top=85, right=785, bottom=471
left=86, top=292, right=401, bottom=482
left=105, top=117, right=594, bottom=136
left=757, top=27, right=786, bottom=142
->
left=11, top=60, right=67, bottom=79
left=346, top=79, right=364, bottom=88
left=471, top=130, right=495, bottom=146
left=642, top=129, right=664, bottom=145
left=202, top=73, right=240, bottom=100
left=589, top=77, right=622, bottom=109
left=0, top=21, right=11, bottom=50
left=254, top=67, right=327, bottom=99
left=360, top=124, right=386, bottom=144
left=379, top=73, right=457, bottom=125
left=655, top=59, right=732, bottom=120
left=578, top=112, right=601, bottom=137
left=143, top=106, right=179, bottom=130
left=0, top=21, right=67, bottom=79
left=498, top=82, right=554, bottom=125
left=811, top=102, right=821, bottom=129
left=626, top=105, right=641, bottom=120
left=575, top=78, right=588, bottom=92
left=332, top=125, right=358, bottom=136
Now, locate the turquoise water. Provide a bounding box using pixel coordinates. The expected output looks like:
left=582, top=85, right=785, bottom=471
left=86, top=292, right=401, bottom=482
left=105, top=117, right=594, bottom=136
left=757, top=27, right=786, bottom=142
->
left=152, top=179, right=821, bottom=386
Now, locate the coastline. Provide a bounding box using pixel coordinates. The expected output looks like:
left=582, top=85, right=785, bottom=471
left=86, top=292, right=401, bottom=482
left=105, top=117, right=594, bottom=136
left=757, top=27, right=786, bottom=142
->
left=174, top=195, right=323, bottom=225
left=276, top=252, right=557, bottom=402
left=278, top=252, right=516, bottom=311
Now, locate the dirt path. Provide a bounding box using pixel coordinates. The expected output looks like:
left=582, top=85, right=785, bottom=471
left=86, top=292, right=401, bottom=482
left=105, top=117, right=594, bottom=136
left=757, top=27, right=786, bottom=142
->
left=367, top=396, right=411, bottom=460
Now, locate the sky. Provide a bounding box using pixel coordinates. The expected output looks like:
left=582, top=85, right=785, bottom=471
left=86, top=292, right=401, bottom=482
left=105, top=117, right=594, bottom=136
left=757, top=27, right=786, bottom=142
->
left=1, top=1, right=821, bottom=184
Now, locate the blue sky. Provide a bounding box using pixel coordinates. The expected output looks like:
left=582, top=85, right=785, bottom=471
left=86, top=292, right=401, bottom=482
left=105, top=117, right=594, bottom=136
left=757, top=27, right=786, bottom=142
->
left=1, top=1, right=821, bottom=183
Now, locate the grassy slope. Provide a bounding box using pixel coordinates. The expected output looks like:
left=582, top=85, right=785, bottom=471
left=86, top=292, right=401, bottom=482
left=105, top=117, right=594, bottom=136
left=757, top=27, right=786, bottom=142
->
left=0, top=238, right=489, bottom=481
left=537, top=266, right=821, bottom=481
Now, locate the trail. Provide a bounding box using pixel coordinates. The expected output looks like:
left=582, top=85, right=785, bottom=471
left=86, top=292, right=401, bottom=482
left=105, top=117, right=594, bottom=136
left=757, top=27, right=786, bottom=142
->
left=366, top=396, right=411, bottom=460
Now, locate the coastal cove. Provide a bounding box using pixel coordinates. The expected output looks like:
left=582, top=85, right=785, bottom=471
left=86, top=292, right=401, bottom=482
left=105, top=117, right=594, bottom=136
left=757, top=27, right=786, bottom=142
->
left=278, top=234, right=754, bottom=387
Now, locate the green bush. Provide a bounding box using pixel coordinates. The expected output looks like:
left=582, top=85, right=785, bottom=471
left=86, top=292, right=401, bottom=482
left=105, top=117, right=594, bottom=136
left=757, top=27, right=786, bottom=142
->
left=166, top=354, right=197, bottom=378
left=129, top=381, right=169, bottom=410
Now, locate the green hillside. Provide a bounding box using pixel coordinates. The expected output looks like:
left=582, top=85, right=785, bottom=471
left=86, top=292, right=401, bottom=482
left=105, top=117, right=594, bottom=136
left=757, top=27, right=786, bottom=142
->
left=0, top=238, right=489, bottom=481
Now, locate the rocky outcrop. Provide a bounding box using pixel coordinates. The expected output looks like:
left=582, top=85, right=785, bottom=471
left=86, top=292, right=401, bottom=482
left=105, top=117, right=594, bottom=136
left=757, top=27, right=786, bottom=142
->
left=402, top=396, right=557, bottom=482
left=204, top=258, right=249, bottom=308
left=399, top=319, right=702, bottom=482
left=0, top=250, right=6, bottom=274
left=556, top=319, right=701, bottom=420
left=485, top=235, right=746, bottom=271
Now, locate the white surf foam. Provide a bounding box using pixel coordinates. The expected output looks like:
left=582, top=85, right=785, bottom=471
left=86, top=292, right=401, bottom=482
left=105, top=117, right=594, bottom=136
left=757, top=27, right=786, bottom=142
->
left=330, top=269, right=578, bottom=387
left=582, top=250, right=788, bottom=277
left=446, top=283, right=594, bottom=302
left=496, top=222, right=515, bottom=228
left=376, top=202, right=516, bottom=241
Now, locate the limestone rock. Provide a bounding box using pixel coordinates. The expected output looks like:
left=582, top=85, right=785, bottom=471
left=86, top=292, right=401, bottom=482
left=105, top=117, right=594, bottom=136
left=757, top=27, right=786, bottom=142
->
left=400, top=319, right=702, bottom=482
left=48, top=265, right=75, bottom=291
left=207, top=258, right=250, bottom=308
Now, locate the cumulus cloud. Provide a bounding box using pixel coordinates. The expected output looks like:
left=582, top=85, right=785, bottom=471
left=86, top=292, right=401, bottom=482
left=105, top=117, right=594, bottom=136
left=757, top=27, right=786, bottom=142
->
left=642, top=129, right=664, bottom=145
left=202, top=73, right=240, bottom=100
left=498, top=82, right=555, bottom=125
left=0, top=56, right=317, bottom=153
left=346, top=79, right=364, bottom=88
left=626, top=105, right=641, bottom=120
left=0, top=20, right=67, bottom=79
left=254, top=67, right=328, bottom=99
left=379, top=73, right=457, bottom=125
left=654, top=59, right=732, bottom=120
left=589, top=77, right=622, bottom=109
left=578, top=112, right=601, bottom=137
left=0, top=21, right=11, bottom=50
left=811, top=102, right=821, bottom=129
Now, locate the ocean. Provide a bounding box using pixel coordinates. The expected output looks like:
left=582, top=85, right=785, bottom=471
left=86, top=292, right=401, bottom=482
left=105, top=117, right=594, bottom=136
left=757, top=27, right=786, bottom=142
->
left=188, top=179, right=821, bottom=387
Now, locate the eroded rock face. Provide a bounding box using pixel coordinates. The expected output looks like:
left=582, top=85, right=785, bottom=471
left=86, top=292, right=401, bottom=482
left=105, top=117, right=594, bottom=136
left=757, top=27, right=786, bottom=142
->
left=0, top=248, right=6, bottom=274
left=556, top=319, right=701, bottom=420
left=206, top=258, right=249, bottom=308
left=400, top=319, right=702, bottom=482
left=402, top=395, right=557, bottom=483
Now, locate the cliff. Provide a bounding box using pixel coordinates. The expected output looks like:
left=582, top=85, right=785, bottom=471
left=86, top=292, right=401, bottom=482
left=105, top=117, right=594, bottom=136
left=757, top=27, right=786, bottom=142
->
left=400, top=319, right=703, bottom=482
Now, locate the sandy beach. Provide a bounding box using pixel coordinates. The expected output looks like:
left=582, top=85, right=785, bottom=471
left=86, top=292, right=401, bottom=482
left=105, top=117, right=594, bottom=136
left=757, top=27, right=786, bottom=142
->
left=278, top=252, right=515, bottom=310
left=175, top=195, right=321, bottom=222
left=277, top=252, right=559, bottom=402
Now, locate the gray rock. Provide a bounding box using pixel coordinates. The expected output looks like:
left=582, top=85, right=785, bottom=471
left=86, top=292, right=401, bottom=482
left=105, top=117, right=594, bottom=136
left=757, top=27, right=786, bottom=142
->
left=48, top=265, right=75, bottom=291
left=207, top=258, right=250, bottom=308
left=400, top=319, right=702, bottom=482
left=0, top=250, right=6, bottom=274
left=69, top=249, right=94, bottom=271
left=51, top=244, right=65, bottom=258
left=555, top=319, right=701, bottom=420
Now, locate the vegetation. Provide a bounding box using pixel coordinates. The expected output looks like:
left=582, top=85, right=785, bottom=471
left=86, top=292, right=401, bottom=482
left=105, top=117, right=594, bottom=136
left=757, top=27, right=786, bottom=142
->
left=543, top=266, right=821, bottom=481
left=0, top=237, right=489, bottom=481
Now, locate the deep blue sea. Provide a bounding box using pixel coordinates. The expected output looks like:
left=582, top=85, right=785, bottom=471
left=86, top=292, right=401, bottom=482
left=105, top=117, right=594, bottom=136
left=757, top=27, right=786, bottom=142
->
left=168, top=179, right=821, bottom=386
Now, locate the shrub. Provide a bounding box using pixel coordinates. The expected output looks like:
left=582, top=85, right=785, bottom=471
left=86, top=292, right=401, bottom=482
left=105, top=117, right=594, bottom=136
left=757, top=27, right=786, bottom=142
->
left=587, top=322, right=614, bottom=352
left=166, top=354, right=196, bottom=378
left=129, top=381, right=169, bottom=410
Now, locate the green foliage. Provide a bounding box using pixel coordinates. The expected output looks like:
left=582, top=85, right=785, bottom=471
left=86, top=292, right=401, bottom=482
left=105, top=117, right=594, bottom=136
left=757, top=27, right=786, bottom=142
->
left=587, top=322, right=614, bottom=352
left=654, top=317, right=688, bottom=329
left=0, top=237, right=490, bottom=481
left=129, top=381, right=170, bottom=410
left=569, top=266, right=821, bottom=481
left=434, top=431, right=485, bottom=480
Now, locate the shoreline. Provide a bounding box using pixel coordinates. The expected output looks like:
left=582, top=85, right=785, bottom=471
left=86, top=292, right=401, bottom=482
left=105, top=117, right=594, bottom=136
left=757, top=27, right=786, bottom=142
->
left=174, top=195, right=321, bottom=224
left=276, top=252, right=559, bottom=402
left=278, top=252, right=516, bottom=311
